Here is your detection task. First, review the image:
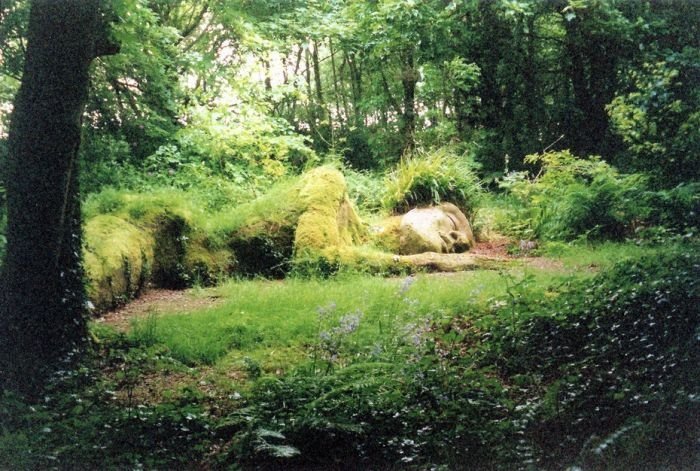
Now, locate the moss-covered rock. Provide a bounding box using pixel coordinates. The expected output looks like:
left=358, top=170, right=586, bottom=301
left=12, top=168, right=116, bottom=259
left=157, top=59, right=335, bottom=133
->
left=84, top=215, right=154, bottom=311
left=399, top=203, right=474, bottom=255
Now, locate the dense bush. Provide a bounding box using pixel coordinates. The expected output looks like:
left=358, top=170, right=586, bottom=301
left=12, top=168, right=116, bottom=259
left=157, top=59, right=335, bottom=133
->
left=382, top=147, right=482, bottom=216
left=342, top=128, right=376, bottom=170
left=642, top=181, right=700, bottom=232
left=486, top=249, right=700, bottom=469
left=502, top=150, right=648, bottom=241
left=0, top=339, right=216, bottom=470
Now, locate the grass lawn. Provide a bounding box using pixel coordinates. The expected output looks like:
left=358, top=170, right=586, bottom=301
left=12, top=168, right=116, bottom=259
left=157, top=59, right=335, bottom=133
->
left=122, top=241, right=663, bottom=378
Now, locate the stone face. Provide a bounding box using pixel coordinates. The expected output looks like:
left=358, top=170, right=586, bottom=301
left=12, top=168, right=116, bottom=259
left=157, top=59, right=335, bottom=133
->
left=399, top=203, right=475, bottom=255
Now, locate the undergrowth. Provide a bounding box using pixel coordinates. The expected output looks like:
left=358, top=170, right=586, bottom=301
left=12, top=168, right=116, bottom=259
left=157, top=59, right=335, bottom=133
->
left=215, top=247, right=699, bottom=470
left=1, top=243, right=697, bottom=470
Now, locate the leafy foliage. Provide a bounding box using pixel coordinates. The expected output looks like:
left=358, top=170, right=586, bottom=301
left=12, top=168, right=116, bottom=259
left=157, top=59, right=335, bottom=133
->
left=608, top=49, right=700, bottom=185
left=0, top=338, right=215, bottom=469
left=382, top=147, right=482, bottom=216
left=502, top=150, right=648, bottom=240
left=212, top=247, right=700, bottom=470
left=642, top=181, right=700, bottom=232
left=486, top=249, right=700, bottom=469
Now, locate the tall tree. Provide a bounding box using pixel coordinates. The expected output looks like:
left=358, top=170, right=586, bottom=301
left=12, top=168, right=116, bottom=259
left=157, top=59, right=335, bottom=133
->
left=0, top=0, right=118, bottom=395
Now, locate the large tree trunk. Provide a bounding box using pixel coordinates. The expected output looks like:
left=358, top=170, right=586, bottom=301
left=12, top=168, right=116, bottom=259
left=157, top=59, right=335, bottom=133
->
left=0, top=0, right=118, bottom=396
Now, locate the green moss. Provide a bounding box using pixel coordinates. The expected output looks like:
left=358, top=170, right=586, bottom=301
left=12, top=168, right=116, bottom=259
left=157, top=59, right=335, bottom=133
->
left=184, top=234, right=235, bottom=285
left=332, top=246, right=409, bottom=275
left=83, top=215, right=155, bottom=311
left=294, top=167, right=367, bottom=256
left=217, top=178, right=304, bottom=277
left=83, top=190, right=236, bottom=308
left=221, top=167, right=368, bottom=277
left=370, top=216, right=402, bottom=253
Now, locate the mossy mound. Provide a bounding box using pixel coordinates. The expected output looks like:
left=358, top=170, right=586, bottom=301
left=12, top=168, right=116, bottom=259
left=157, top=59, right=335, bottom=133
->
left=84, top=215, right=155, bottom=311
left=225, top=166, right=367, bottom=277
left=83, top=196, right=233, bottom=312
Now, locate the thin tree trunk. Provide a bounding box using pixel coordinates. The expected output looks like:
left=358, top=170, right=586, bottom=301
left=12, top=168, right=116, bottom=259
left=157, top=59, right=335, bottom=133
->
left=338, top=55, right=351, bottom=127
left=312, top=39, right=331, bottom=145
left=347, top=53, right=363, bottom=127
left=329, top=38, right=344, bottom=130
left=262, top=57, right=272, bottom=92
left=0, top=0, right=118, bottom=396
left=288, top=46, right=304, bottom=128
left=304, top=44, right=317, bottom=140
left=401, top=50, right=417, bottom=153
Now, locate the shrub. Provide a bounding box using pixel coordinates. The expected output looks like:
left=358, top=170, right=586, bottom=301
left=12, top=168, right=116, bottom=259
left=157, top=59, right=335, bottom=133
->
left=343, top=166, right=384, bottom=214
left=642, top=181, right=700, bottom=231
left=342, top=128, right=376, bottom=170
left=485, top=249, right=700, bottom=469
left=382, top=147, right=482, bottom=216
left=0, top=342, right=215, bottom=470
left=502, top=150, right=649, bottom=241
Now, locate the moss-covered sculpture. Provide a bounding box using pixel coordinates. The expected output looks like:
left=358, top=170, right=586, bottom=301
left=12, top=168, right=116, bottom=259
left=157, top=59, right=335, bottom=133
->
left=83, top=200, right=233, bottom=312
left=83, top=215, right=154, bottom=311
left=225, top=166, right=367, bottom=276
left=82, top=166, right=503, bottom=312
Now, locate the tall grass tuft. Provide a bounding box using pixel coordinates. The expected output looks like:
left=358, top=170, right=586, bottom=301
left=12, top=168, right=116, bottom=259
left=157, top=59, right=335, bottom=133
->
left=382, top=147, right=482, bottom=216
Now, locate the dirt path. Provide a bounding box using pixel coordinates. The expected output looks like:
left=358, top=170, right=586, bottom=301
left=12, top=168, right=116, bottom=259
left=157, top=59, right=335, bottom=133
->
left=472, top=238, right=565, bottom=271
left=94, top=288, right=223, bottom=331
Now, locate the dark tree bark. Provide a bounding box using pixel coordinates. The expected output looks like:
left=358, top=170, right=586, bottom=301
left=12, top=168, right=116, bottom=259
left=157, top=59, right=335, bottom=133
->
left=400, top=50, right=417, bottom=153
left=0, top=0, right=118, bottom=396
left=346, top=52, right=363, bottom=127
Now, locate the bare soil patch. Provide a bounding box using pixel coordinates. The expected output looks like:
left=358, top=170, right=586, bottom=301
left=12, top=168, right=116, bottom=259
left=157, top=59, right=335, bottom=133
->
left=95, top=288, right=223, bottom=331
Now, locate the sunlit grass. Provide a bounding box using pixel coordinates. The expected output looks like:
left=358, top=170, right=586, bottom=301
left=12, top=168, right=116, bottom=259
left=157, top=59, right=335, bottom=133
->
left=129, top=266, right=578, bottom=367
left=542, top=240, right=665, bottom=270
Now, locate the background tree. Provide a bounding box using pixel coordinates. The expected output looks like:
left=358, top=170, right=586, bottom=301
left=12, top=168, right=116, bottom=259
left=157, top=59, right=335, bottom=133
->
left=0, top=0, right=118, bottom=395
